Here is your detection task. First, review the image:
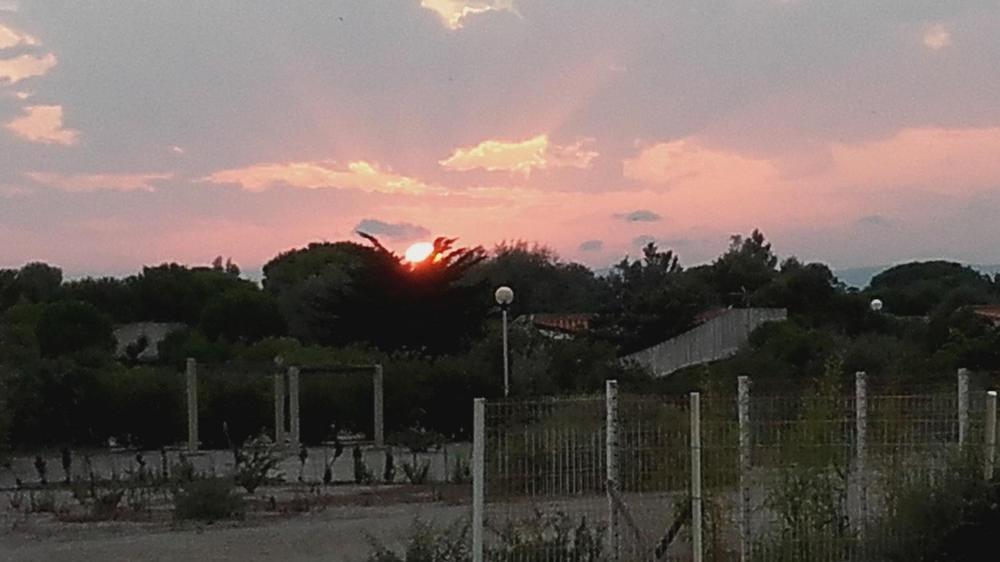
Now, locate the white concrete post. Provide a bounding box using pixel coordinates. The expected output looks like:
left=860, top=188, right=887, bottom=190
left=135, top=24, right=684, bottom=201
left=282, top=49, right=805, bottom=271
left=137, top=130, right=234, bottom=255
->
left=690, top=392, right=703, bottom=562
left=959, top=368, right=970, bottom=447
left=605, top=380, right=620, bottom=560
left=855, top=371, right=868, bottom=536
left=374, top=364, right=384, bottom=448
left=274, top=371, right=286, bottom=445
left=737, top=376, right=752, bottom=562
left=185, top=358, right=198, bottom=452
left=288, top=367, right=300, bottom=448
left=472, top=398, right=485, bottom=562
left=986, top=391, right=997, bottom=480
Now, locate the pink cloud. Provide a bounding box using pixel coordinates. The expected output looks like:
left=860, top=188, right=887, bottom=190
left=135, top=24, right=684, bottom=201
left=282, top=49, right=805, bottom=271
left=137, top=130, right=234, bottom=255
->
left=0, top=22, right=37, bottom=49
left=0, top=52, right=57, bottom=84
left=420, top=0, right=518, bottom=30
left=5, top=105, right=78, bottom=145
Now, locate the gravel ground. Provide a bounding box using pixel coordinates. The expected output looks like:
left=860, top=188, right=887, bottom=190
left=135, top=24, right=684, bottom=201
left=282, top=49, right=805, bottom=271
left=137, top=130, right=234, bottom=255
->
left=0, top=501, right=470, bottom=562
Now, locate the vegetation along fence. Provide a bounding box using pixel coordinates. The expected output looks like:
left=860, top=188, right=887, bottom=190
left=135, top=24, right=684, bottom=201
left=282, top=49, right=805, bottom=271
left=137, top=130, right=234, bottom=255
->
left=471, top=369, right=998, bottom=562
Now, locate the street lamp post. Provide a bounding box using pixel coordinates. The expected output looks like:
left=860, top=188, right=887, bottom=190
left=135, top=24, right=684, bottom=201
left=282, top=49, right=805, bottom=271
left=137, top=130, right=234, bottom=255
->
left=495, top=286, right=514, bottom=397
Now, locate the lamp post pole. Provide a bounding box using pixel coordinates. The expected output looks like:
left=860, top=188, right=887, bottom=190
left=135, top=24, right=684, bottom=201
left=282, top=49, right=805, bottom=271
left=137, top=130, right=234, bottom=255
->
left=495, top=286, right=514, bottom=397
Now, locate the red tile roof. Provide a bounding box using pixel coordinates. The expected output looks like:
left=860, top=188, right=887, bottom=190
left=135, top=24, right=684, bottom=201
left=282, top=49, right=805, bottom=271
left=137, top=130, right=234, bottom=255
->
left=972, top=305, right=1000, bottom=323
left=528, top=313, right=594, bottom=334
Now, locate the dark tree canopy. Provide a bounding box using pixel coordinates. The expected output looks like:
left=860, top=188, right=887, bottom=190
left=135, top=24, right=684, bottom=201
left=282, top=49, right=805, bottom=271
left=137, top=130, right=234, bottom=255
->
left=35, top=301, right=115, bottom=358
left=711, top=229, right=779, bottom=304
left=598, top=243, right=712, bottom=354
left=468, top=241, right=604, bottom=316
left=868, top=261, right=997, bottom=317
left=265, top=235, right=489, bottom=354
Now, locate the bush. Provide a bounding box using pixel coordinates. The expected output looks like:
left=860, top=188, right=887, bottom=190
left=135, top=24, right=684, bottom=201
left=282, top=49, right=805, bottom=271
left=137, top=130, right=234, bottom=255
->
left=173, top=478, right=245, bottom=521
left=366, top=518, right=470, bottom=562
left=870, top=454, right=997, bottom=562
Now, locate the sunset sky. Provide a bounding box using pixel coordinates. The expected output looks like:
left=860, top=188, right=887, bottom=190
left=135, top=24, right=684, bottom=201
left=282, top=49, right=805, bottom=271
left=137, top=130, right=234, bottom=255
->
left=2, top=1, right=999, bottom=277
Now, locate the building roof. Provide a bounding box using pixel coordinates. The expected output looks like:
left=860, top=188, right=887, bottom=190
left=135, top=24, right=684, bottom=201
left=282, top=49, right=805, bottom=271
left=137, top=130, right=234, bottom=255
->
left=524, top=313, right=594, bottom=335
left=972, top=305, right=1000, bottom=323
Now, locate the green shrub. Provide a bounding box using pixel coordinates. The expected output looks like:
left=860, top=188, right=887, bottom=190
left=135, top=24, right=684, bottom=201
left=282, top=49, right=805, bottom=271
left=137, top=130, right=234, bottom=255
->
left=173, top=478, right=245, bottom=521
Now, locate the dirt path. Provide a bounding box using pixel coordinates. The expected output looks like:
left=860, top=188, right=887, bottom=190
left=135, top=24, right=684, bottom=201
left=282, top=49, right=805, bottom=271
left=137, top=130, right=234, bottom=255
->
left=0, top=502, right=470, bottom=562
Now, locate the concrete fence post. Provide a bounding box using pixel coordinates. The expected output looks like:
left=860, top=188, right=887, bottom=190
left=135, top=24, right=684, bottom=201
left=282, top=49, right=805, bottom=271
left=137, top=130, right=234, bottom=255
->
left=690, top=391, right=703, bottom=562
left=737, top=376, right=752, bottom=562
left=374, top=364, right=384, bottom=448
left=288, top=367, right=300, bottom=448
left=472, top=398, right=485, bottom=562
left=274, top=371, right=286, bottom=446
left=186, top=358, right=198, bottom=452
left=986, top=391, right=997, bottom=480
left=959, top=368, right=970, bottom=447
left=606, top=380, right=620, bottom=560
left=855, top=371, right=868, bottom=537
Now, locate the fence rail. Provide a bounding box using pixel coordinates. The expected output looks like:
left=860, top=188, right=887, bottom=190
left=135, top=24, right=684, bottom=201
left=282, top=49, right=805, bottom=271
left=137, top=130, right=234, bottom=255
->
left=472, top=370, right=999, bottom=562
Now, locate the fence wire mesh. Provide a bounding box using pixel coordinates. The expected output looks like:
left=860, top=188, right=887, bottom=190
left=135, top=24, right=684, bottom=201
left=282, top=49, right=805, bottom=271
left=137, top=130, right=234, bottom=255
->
left=479, top=376, right=997, bottom=562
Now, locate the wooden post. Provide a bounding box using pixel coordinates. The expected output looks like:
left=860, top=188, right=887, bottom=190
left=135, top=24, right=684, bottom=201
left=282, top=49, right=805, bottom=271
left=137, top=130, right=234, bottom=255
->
left=959, top=368, right=970, bottom=447
left=274, top=371, right=286, bottom=446
left=606, top=380, right=620, bottom=560
left=288, top=367, right=300, bottom=448
left=737, top=376, right=752, bottom=562
left=986, top=391, right=997, bottom=480
left=186, top=358, right=198, bottom=452
left=691, top=392, right=703, bottom=562
left=374, top=364, right=384, bottom=448
left=472, top=398, right=485, bottom=562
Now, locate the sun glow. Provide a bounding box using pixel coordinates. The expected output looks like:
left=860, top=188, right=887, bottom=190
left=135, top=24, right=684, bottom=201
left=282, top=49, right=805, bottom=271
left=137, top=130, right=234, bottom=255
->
left=404, top=242, right=435, bottom=263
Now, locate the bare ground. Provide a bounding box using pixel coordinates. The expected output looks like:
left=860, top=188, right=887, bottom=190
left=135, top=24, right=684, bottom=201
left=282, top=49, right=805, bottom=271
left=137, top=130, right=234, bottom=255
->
left=0, top=486, right=472, bottom=562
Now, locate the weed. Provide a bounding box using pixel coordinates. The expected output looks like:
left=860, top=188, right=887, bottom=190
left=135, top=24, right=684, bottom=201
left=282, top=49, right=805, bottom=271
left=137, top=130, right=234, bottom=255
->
left=233, top=432, right=283, bottom=494
left=402, top=460, right=430, bottom=485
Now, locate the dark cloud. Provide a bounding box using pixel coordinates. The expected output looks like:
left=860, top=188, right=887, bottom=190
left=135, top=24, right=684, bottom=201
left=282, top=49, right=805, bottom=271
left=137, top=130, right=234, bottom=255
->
left=616, top=209, right=662, bottom=222
left=354, top=219, right=430, bottom=241
left=855, top=215, right=893, bottom=228
left=578, top=239, right=603, bottom=252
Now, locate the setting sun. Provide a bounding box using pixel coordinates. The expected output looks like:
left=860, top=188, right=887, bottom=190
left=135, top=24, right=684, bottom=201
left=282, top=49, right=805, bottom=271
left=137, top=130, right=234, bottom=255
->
left=404, top=241, right=434, bottom=263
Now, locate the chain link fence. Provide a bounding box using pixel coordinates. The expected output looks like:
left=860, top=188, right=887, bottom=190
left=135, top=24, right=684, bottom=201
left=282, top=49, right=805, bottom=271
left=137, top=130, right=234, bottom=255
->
left=472, top=370, right=998, bottom=562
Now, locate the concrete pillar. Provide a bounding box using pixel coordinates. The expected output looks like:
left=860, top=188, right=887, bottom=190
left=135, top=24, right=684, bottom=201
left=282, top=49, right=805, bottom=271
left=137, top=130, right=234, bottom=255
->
left=958, top=368, right=970, bottom=447
left=986, top=391, right=997, bottom=480
left=737, top=376, right=752, bottom=562
left=288, top=367, right=300, bottom=448
left=472, top=398, right=485, bottom=562
left=374, top=364, right=384, bottom=448
left=690, top=392, right=703, bottom=562
left=855, top=371, right=868, bottom=536
left=274, top=371, right=286, bottom=445
left=186, top=358, right=198, bottom=452
left=605, top=380, right=620, bottom=561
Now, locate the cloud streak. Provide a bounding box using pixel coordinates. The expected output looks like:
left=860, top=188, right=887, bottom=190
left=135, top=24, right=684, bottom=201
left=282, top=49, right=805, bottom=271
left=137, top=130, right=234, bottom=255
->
left=25, top=172, right=172, bottom=192
left=203, top=161, right=437, bottom=194
left=615, top=209, right=662, bottom=222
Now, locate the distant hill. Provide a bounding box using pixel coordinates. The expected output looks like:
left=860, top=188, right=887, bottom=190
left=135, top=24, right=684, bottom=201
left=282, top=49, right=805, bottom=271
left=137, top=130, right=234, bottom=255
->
left=836, top=264, right=1000, bottom=289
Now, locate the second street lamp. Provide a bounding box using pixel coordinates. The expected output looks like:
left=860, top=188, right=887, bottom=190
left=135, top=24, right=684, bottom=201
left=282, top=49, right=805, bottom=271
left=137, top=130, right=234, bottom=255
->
left=495, top=286, right=514, bottom=397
